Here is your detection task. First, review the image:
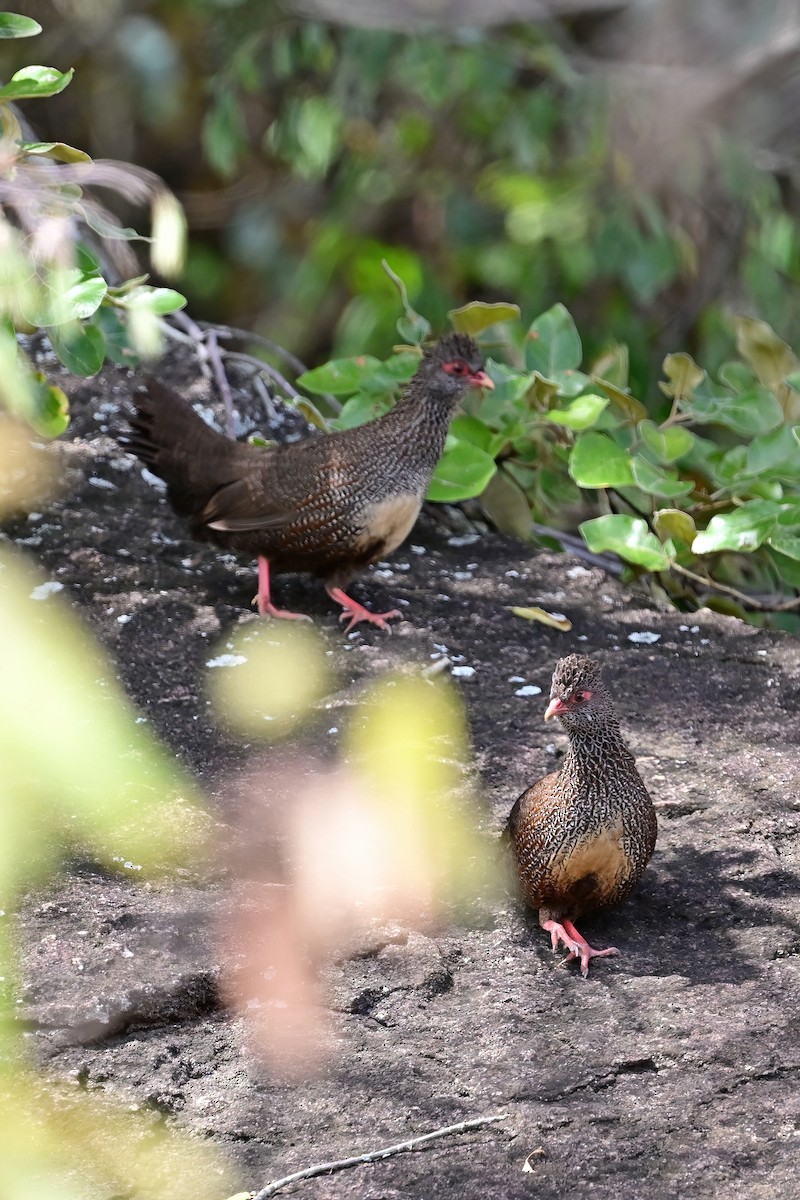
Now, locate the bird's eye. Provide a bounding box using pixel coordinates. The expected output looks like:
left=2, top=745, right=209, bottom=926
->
left=443, top=360, right=469, bottom=376
left=575, top=690, right=593, bottom=703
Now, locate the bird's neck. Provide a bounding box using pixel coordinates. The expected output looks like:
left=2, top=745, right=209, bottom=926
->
left=560, top=719, right=634, bottom=787
left=387, top=386, right=455, bottom=465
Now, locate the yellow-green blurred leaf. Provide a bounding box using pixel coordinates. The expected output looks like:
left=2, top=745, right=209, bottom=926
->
left=448, top=301, right=520, bottom=335
left=508, top=606, right=572, bottom=631
left=208, top=622, right=332, bottom=738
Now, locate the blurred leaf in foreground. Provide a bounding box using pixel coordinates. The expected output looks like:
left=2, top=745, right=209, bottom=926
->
left=0, top=547, right=210, bottom=907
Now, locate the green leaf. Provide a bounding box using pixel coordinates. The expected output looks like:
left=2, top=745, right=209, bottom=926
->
left=450, top=413, right=495, bottom=452
left=661, top=352, right=705, bottom=398
left=594, top=378, right=648, bottom=422
left=427, top=439, right=497, bottom=503
left=82, top=208, right=143, bottom=242
left=580, top=515, right=671, bottom=570
left=93, top=307, right=141, bottom=368
left=0, top=13, right=42, bottom=37
left=638, top=419, right=694, bottom=463
left=0, top=65, right=73, bottom=100
left=653, top=509, right=697, bottom=545
left=683, top=389, right=784, bottom=436
left=50, top=323, right=105, bottom=377
left=381, top=259, right=431, bottom=345
left=630, top=455, right=693, bottom=498
left=119, top=286, right=186, bottom=316
left=692, top=500, right=784, bottom=554
left=448, top=301, right=520, bottom=335
left=735, top=316, right=798, bottom=390
left=546, top=393, right=608, bottom=431
left=479, top=466, right=533, bottom=539
left=332, top=390, right=391, bottom=430
left=569, top=432, right=634, bottom=488
left=30, top=376, right=69, bottom=437
left=524, top=303, right=581, bottom=376
left=591, top=341, right=628, bottom=389
left=766, top=531, right=800, bottom=561
left=60, top=276, right=107, bottom=321
left=18, top=140, right=90, bottom=163
left=397, top=311, right=431, bottom=344
left=298, top=355, right=382, bottom=397
left=745, top=424, right=800, bottom=477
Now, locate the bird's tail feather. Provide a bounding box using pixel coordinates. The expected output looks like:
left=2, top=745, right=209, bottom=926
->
left=122, top=378, right=245, bottom=516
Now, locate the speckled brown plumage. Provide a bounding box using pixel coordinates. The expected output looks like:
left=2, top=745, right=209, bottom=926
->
left=508, top=654, right=657, bottom=976
left=120, top=333, right=492, bottom=629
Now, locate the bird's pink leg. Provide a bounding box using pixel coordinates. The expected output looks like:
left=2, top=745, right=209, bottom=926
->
left=252, top=557, right=312, bottom=621
left=325, top=585, right=401, bottom=633
left=542, top=918, right=619, bottom=978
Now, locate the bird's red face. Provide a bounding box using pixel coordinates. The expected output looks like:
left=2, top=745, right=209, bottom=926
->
left=544, top=689, right=594, bottom=720
left=441, top=359, right=495, bottom=389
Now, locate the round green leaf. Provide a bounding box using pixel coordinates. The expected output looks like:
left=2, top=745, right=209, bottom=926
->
left=50, top=324, right=105, bottom=377
left=121, top=286, right=186, bottom=316
left=546, top=393, right=608, bottom=431
left=767, top=531, right=800, bottom=562
left=0, top=13, right=42, bottom=37
left=0, top=65, right=73, bottom=100
left=479, top=467, right=533, bottom=539
left=684, top=390, right=784, bottom=437
left=332, top=390, right=391, bottom=430
left=630, top=455, right=693, bottom=498
left=298, top=356, right=382, bottom=397
left=580, top=515, right=671, bottom=570
left=569, top=432, right=634, bottom=488
left=653, top=509, right=697, bottom=546
left=594, top=379, right=648, bottom=422
left=735, top=316, right=798, bottom=389
left=31, top=380, right=69, bottom=437
left=449, top=301, right=520, bottom=335
left=61, top=276, right=107, bottom=321
left=692, top=500, right=783, bottom=554
left=427, top=439, right=497, bottom=503
left=638, top=419, right=694, bottom=463
left=525, top=303, right=582, bottom=376
left=661, top=352, right=705, bottom=398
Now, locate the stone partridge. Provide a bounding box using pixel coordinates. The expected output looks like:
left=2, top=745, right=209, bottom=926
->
left=120, top=333, right=492, bottom=630
left=507, top=654, right=657, bottom=976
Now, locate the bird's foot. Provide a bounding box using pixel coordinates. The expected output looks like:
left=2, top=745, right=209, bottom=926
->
left=251, top=592, right=313, bottom=622
left=326, top=586, right=401, bottom=634
left=542, top=919, right=619, bottom=978
left=252, top=556, right=312, bottom=621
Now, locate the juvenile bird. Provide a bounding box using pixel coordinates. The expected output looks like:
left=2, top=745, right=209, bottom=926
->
left=507, top=654, right=657, bottom=976
left=120, top=333, right=492, bottom=630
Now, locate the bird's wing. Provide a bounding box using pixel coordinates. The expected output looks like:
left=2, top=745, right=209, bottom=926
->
left=200, top=478, right=298, bottom=532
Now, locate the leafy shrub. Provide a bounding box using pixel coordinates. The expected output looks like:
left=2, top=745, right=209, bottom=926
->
left=298, top=276, right=800, bottom=623
left=0, top=11, right=186, bottom=434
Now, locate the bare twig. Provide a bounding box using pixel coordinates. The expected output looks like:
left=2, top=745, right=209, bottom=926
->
left=208, top=323, right=309, bottom=376
left=670, top=562, right=800, bottom=612
left=220, top=349, right=304, bottom=401
left=250, top=1113, right=510, bottom=1200
left=206, top=327, right=235, bottom=436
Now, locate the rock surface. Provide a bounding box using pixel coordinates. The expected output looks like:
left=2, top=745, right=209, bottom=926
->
left=5, top=343, right=800, bottom=1199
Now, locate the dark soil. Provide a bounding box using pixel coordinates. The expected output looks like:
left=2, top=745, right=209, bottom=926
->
left=5, top=339, right=800, bottom=1199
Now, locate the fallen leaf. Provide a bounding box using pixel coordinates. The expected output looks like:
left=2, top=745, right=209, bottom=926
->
left=508, top=606, right=572, bottom=631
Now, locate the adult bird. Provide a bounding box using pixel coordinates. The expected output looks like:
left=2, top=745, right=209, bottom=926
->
left=120, top=332, right=492, bottom=630
left=507, top=654, right=657, bottom=976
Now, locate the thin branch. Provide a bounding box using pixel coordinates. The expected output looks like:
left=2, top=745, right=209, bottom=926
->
left=669, top=562, right=800, bottom=612
left=208, top=323, right=309, bottom=376
left=206, top=327, right=235, bottom=436
left=219, top=348, right=303, bottom=401
left=251, top=1113, right=510, bottom=1200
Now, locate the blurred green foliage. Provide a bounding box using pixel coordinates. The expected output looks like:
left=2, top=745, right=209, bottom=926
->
left=0, top=12, right=186, bottom=432
left=7, top=0, right=800, bottom=397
